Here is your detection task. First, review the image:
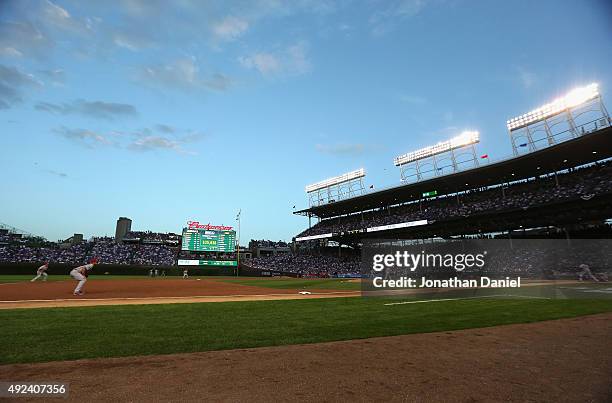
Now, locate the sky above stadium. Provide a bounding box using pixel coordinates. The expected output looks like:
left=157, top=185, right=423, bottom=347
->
left=1, top=0, right=611, bottom=242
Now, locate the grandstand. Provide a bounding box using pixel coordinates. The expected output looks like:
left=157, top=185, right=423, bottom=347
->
left=293, top=85, right=612, bottom=245
left=0, top=229, right=181, bottom=267
left=294, top=129, right=612, bottom=244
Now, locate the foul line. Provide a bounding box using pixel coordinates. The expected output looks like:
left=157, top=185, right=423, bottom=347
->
left=0, top=291, right=359, bottom=304
left=384, top=294, right=551, bottom=306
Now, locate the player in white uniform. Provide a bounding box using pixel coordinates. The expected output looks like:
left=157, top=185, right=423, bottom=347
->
left=183, top=269, right=188, bottom=279
left=31, top=262, right=49, bottom=282
left=578, top=264, right=599, bottom=282
left=70, top=258, right=99, bottom=295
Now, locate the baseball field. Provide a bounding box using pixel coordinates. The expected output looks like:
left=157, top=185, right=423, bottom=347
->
left=1, top=274, right=611, bottom=401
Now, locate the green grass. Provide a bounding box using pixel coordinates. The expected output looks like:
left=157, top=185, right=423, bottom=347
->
left=219, top=277, right=362, bottom=290
left=0, top=274, right=67, bottom=283
left=1, top=297, right=611, bottom=364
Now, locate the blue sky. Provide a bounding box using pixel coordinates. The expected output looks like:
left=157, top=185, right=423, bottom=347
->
left=1, top=0, right=611, bottom=242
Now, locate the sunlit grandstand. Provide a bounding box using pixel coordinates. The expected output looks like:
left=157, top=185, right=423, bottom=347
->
left=291, top=84, right=611, bottom=249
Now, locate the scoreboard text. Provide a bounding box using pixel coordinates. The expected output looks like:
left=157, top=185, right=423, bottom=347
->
left=181, top=228, right=236, bottom=252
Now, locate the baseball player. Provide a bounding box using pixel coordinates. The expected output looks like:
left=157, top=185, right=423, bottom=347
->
left=578, top=264, right=599, bottom=282
left=183, top=269, right=189, bottom=279
left=70, top=258, right=99, bottom=296
left=31, top=262, right=49, bottom=282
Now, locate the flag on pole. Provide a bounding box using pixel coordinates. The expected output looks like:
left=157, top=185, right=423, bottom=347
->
left=236, top=209, right=241, bottom=221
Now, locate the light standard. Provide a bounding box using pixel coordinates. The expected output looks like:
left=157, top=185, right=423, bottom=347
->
left=236, top=209, right=241, bottom=277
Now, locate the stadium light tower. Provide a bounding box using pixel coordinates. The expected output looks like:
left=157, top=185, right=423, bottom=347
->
left=393, top=131, right=480, bottom=183
left=235, top=209, right=241, bottom=277
left=506, top=83, right=610, bottom=156
left=305, top=168, right=366, bottom=207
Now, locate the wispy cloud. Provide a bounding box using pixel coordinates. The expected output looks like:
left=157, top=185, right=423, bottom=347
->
left=399, top=94, right=427, bottom=105
left=137, top=58, right=232, bottom=92
left=212, top=16, right=249, bottom=41
left=53, top=126, right=115, bottom=148
left=239, top=41, right=312, bottom=76
left=315, top=143, right=367, bottom=156
left=128, top=136, right=181, bottom=152
left=37, top=69, right=65, bottom=85
left=0, top=47, right=23, bottom=58
left=516, top=66, right=537, bottom=89
left=42, top=0, right=84, bottom=32
left=0, top=64, right=41, bottom=109
left=369, top=0, right=430, bottom=36
left=0, top=20, right=53, bottom=59
left=3, top=0, right=96, bottom=56
left=54, top=124, right=205, bottom=154
left=155, top=124, right=176, bottom=134
left=127, top=127, right=204, bottom=154
left=112, top=28, right=155, bottom=51
left=204, top=73, right=233, bottom=91
left=239, top=53, right=281, bottom=75
left=44, top=169, right=68, bottom=178
left=1, top=0, right=335, bottom=62
left=36, top=99, right=138, bottom=120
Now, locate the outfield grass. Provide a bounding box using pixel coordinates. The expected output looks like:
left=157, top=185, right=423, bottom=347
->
left=219, top=277, right=362, bottom=290
left=1, top=297, right=611, bottom=364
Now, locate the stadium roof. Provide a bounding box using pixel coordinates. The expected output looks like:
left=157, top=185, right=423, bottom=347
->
left=295, top=126, right=612, bottom=219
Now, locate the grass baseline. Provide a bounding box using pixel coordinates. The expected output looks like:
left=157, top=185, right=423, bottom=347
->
left=0, top=296, right=611, bottom=365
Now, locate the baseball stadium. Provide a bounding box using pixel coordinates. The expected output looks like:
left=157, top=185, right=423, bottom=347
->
left=2, top=1, right=612, bottom=402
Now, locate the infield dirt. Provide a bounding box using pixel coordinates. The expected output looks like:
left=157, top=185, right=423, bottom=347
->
left=0, top=278, right=360, bottom=309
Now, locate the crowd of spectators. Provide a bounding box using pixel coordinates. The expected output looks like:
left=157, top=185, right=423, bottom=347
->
left=297, top=161, right=612, bottom=238
left=131, top=244, right=176, bottom=265
left=249, top=239, right=290, bottom=248
left=244, top=254, right=360, bottom=277
left=0, top=239, right=177, bottom=266
left=123, top=231, right=180, bottom=245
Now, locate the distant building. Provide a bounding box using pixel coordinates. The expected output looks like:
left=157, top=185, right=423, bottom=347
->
left=115, top=217, right=132, bottom=242
left=249, top=240, right=291, bottom=257
left=237, top=246, right=252, bottom=260
left=60, top=233, right=84, bottom=248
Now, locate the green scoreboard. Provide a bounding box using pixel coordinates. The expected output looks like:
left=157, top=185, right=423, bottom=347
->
left=181, top=228, right=236, bottom=252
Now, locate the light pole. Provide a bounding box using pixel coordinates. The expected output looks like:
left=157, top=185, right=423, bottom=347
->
left=236, top=209, right=241, bottom=277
